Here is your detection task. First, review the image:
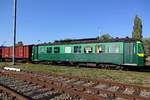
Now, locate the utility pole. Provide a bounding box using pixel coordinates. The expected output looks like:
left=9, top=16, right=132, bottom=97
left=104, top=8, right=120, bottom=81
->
left=13, top=0, right=17, bottom=65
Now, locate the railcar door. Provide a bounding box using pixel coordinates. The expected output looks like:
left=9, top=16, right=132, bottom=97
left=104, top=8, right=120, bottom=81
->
left=124, top=42, right=134, bottom=65
left=32, top=46, right=38, bottom=61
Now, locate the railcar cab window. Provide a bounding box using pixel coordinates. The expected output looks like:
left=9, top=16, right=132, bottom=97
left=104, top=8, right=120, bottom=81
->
left=84, top=46, right=92, bottom=53
left=138, top=43, right=144, bottom=53
left=54, top=47, right=60, bottom=53
left=108, top=45, right=120, bottom=53
left=96, top=45, right=104, bottom=53
left=74, top=46, right=81, bottom=53
left=47, top=47, right=52, bottom=53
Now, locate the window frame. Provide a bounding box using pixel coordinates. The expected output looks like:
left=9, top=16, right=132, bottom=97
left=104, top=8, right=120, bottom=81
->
left=39, top=47, right=44, bottom=53
left=54, top=47, right=60, bottom=53
left=137, top=43, right=144, bottom=54
left=95, top=45, right=105, bottom=53
left=108, top=45, right=120, bottom=53
left=47, top=47, right=52, bottom=53
left=74, top=46, right=81, bottom=53
left=84, top=46, right=93, bottom=54
left=64, top=46, right=72, bottom=53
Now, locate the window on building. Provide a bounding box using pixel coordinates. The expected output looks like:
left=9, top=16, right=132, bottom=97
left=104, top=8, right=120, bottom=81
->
left=84, top=46, right=92, bottom=53
left=74, top=46, right=81, bottom=53
left=108, top=45, right=120, bottom=53
left=47, top=47, right=52, bottom=53
left=54, top=47, right=60, bottom=53
left=65, top=47, right=71, bottom=53
left=96, top=45, right=105, bottom=53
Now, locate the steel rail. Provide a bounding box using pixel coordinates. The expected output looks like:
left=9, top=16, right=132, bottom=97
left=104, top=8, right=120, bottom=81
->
left=0, top=84, right=29, bottom=100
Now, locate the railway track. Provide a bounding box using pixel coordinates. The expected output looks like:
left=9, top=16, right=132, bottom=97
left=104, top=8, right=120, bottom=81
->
left=0, top=73, right=82, bottom=100
left=0, top=83, right=27, bottom=100
left=0, top=70, right=150, bottom=100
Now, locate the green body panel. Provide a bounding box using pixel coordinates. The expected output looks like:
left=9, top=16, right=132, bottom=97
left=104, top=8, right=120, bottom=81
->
left=38, top=53, right=123, bottom=64
left=32, top=41, right=144, bottom=66
left=38, top=54, right=99, bottom=62
left=137, top=57, right=144, bottom=66
left=32, top=42, right=124, bottom=65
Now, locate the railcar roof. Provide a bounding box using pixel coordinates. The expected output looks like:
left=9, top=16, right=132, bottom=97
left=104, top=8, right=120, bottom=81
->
left=37, top=37, right=139, bottom=46
left=1, top=45, right=33, bottom=48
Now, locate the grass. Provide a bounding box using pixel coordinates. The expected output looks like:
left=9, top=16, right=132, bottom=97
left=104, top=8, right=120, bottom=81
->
left=0, top=62, right=12, bottom=68
left=1, top=62, right=150, bottom=87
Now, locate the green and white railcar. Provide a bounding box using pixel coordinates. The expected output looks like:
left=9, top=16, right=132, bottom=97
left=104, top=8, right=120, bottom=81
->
left=32, top=38, right=144, bottom=67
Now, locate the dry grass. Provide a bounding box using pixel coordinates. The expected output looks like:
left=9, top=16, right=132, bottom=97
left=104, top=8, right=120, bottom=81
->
left=0, top=62, right=11, bottom=68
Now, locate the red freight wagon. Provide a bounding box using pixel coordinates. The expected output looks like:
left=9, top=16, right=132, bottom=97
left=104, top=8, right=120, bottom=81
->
left=0, top=48, right=2, bottom=58
left=2, top=45, right=33, bottom=62
left=2, top=47, right=11, bottom=58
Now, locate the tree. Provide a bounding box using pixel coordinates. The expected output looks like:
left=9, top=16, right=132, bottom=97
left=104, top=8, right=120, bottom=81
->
left=97, top=33, right=112, bottom=40
left=143, top=38, right=150, bottom=56
left=132, top=15, right=143, bottom=40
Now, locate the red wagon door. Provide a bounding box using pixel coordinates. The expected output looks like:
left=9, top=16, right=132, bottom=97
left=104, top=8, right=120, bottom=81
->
left=23, top=46, right=30, bottom=59
left=17, top=46, right=23, bottom=58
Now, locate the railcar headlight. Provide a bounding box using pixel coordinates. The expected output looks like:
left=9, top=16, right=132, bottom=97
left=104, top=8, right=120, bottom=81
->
left=137, top=53, right=144, bottom=57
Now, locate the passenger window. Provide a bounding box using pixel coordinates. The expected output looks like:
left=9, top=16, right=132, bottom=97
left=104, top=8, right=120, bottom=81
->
left=108, top=45, right=120, bottom=53
left=65, top=47, right=71, bottom=53
left=47, top=47, right=52, bottom=53
left=40, top=48, right=44, bottom=53
left=84, top=46, right=92, bottom=53
left=74, top=46, right=81, bottom=53
left=96, top=45, right=104, bottom=53
left=54, top=47, right=60, bottom=53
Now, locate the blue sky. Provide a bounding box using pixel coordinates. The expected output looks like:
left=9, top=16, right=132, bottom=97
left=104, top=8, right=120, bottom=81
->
left=0, top=0, right=150, bottom=45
